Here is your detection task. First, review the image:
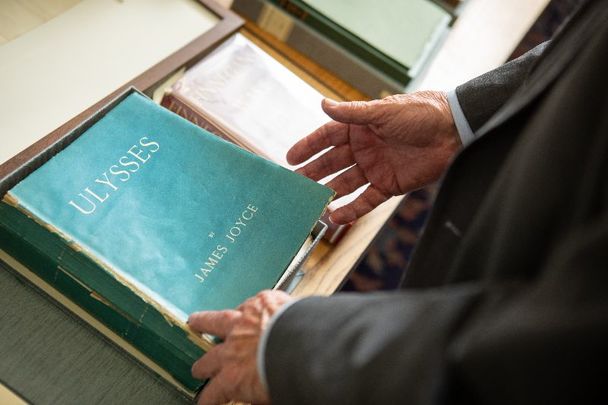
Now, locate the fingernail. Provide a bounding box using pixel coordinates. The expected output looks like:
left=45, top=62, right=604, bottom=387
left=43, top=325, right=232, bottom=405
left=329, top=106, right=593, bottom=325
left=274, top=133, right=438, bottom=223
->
left=324, top=98, right=339, bottom=108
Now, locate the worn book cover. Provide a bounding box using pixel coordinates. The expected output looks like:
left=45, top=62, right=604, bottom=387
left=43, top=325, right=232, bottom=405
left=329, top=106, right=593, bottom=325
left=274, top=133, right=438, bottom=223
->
left=0, top=92, right=333, bottom=394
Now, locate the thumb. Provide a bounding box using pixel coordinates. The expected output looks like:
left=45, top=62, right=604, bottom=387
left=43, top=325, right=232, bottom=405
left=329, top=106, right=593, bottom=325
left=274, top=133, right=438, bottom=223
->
left=322, top=98, right=382, bottom=125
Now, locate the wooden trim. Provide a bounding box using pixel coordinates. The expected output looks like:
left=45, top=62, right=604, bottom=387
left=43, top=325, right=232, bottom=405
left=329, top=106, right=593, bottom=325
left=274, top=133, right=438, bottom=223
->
left=0, top=0, right=243, bottom=183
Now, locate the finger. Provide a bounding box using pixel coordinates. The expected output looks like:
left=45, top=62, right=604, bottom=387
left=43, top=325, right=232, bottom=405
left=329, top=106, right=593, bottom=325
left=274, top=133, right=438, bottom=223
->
left=237, top=290, right=292, bottom=315
left=197, top=376, right=230, bottom=405
left=296, top=144, right=355, bottom=181
left=286, top=121, right=348, bottom=165
left=235, top=294, right=258, bottom=312
left=325, top=164, right=368, bottom=199
left=322, top=98, right=383, bottom=126
left=188, top=310, right=241, bottom=338
left=329, top=185, right=391, bottom=224
left=191, top=346, right=222, bottom=380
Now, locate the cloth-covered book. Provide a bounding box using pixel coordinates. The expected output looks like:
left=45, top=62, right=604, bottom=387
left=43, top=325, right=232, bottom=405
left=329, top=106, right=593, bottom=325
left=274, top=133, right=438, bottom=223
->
left=267, top=0, right=450, bottom=86
left=0, top=91, right=333, bottom=395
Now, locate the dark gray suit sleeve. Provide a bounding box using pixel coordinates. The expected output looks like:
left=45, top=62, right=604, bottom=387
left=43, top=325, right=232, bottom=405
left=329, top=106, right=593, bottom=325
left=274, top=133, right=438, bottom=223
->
left=265, top=214, right=608, bottom=404
left=264, top=286, right=483, bottom=404
left=455, top=42, right=549, bottom=132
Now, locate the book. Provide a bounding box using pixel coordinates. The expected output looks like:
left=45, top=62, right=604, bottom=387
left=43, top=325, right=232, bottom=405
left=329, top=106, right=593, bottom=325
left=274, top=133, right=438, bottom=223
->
left=163, top=33, right=328, bottom=167
left=162, top=33, right=359, bottom=243
left=231, top=0, right=405, bottom=98
left=0, top=90, right=333, bottom=395
left=268, top=0, right=451, bottom=86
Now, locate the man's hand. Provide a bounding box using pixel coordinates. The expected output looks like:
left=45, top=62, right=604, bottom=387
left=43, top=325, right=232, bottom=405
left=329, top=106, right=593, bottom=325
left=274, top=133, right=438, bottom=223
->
left=188, top=290, right=293, bottom=405
left=287, top=91, right=460, bottom=224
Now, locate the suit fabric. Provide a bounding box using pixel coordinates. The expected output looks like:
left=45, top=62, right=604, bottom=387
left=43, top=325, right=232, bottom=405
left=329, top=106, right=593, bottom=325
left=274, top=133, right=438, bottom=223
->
left=266, top=1, right=608, bottom=403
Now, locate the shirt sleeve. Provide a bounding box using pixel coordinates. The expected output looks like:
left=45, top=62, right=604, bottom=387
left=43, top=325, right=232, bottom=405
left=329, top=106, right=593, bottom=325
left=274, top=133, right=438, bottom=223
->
left=447, top=89, right=476, bottom=147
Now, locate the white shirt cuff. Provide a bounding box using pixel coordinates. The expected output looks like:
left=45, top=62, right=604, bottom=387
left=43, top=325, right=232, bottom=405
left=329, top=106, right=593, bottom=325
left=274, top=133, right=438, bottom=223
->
left=447, top=89, right=476, bottom=147
left=257, top=298, right=301, bottom=391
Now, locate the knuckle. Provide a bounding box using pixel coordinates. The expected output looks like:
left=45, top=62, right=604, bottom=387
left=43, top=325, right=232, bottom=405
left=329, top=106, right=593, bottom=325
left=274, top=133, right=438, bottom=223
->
left=225, top=310, right=239, bottom=323
left=296, top=165, right=308, bottom=177
left=257, top=290, right=273, bottom=300
left=241, top=296, right=256, bottom=307
left=350, top=100, right=370, bottom=114
left=382, top=94, right=401, bottom=103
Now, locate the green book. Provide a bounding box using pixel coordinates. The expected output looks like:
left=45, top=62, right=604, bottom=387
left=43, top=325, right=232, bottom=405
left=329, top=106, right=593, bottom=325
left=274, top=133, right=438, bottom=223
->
left=0, top=92, right=333, bottom=395
left=231, top=0, right=405, bottom=98
left=269, top=0, right=450, bottom=85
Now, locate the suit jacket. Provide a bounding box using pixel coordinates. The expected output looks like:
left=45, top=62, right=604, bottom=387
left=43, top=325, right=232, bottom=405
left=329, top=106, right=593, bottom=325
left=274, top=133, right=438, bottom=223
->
left=265, top=1, right=608, bottom=403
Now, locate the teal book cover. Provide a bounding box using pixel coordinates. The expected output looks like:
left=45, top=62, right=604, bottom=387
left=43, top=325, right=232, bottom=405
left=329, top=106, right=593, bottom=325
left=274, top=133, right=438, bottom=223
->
left=4, top=92, right=334, bottom=325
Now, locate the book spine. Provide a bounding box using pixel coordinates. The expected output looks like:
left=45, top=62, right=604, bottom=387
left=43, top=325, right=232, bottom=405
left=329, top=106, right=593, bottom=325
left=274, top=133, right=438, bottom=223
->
left=267, top=0, right=410, bottom=86
left=0, top=202, right=204, bottom=393
left=232, top=0, right=404, bottom=98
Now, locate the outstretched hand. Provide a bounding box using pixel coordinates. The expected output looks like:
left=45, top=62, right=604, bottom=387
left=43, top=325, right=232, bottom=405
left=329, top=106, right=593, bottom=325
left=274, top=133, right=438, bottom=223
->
left=188, top=290, right=293, bottom=405
left=287, top=91, right=460, bottom=224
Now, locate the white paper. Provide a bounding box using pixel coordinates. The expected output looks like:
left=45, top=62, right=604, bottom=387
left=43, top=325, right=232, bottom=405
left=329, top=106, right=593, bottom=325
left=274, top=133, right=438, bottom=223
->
left=173, top=34, right=330, bottom=167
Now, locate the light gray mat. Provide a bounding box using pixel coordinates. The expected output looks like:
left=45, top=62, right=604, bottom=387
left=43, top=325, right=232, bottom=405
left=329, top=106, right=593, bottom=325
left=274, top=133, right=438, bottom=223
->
left=0, top=262, right=191, bottom=405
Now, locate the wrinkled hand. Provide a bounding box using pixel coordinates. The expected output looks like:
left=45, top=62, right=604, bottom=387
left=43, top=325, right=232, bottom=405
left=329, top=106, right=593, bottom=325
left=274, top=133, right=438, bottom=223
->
left=287, top=91, right=460, bottom=224
left=188, top=290, right=294, bottom=405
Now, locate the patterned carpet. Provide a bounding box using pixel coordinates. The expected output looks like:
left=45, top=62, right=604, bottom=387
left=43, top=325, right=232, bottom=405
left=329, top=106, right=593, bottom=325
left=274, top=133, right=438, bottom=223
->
left=342, top=187, right=435, bottom=292
left=344, top=0, right=580, bottom=292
